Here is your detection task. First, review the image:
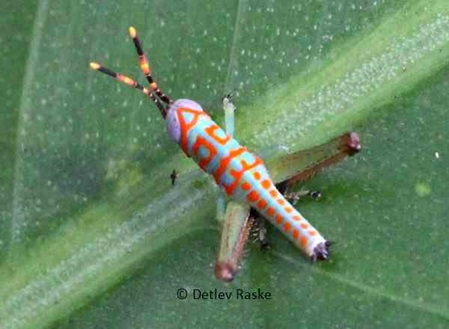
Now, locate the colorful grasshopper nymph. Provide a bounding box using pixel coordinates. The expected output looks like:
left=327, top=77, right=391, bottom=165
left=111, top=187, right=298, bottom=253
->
left=90, top=27, right=360, bottom=281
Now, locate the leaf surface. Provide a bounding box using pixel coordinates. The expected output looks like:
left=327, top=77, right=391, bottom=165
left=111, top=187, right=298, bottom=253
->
left=1, top=1, right=448, bottom=328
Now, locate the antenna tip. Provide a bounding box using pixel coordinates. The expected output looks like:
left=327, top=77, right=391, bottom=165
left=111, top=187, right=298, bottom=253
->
left=128, top=26, right=137, bottom=38
left=89, top=62, right=100, bottom=70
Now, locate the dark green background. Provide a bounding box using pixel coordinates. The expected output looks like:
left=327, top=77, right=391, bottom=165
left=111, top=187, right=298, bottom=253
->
left=1, top=0, right=448, bottom=328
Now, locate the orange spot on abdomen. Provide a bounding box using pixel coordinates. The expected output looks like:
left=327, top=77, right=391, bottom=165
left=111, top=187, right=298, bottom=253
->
left=275, top=215, right=283, bottom=224
left=241, top=182, right=251, bottom=190
left=247, top=190, right=260, bottom=202
left=300, top=236, right=308, bottom=247
left=257, top=199, right=267, bottom=209
left=261, top=179, right=271, bottom=189
left=308, top=230, right=317, bottom=236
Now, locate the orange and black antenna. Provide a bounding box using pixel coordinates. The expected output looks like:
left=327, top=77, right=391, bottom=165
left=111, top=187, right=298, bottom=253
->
left=89, top=62, right=167, bottom=117
left=89, top=27, right=171, bottom=118
left=128, top=26, right=173, bottom=105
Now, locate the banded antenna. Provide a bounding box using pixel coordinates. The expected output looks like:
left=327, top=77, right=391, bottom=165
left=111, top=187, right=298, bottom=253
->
left=89, top=27, right=172, bottom=118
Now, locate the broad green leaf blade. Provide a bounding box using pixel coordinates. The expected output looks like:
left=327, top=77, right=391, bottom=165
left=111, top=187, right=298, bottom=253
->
left=0, top=0, right=39, bottom=260
left=62, top=71, right=449, bottom=329
left=0, top=0, right=448, bottom=328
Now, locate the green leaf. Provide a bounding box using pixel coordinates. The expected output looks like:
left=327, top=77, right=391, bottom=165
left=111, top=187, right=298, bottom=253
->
left=1, top=0, right=448, bottom=328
